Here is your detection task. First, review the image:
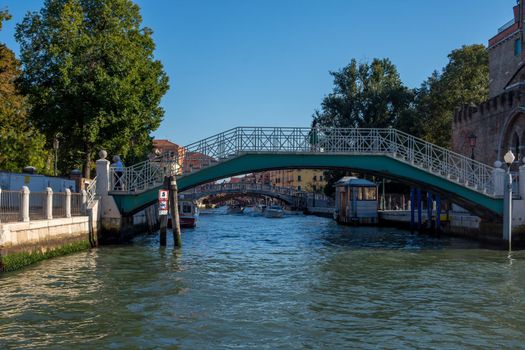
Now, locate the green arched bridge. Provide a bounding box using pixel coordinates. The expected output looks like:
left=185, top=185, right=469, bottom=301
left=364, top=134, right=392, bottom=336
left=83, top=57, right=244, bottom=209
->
left=100, top=127, right=506, bottom=218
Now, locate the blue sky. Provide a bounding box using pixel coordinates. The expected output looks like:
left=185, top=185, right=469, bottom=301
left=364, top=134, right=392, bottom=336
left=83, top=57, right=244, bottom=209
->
left=0, top=0, right=516, bottom=145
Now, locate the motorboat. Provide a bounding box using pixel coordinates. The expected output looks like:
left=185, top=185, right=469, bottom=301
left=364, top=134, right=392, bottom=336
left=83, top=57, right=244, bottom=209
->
left=227, top=204, right=245, bottom=214
left=265, top=205, right=284, bottom=218
left=178, top=200, right=199, bottom=228
left=252, top=204, right=267, bottom=216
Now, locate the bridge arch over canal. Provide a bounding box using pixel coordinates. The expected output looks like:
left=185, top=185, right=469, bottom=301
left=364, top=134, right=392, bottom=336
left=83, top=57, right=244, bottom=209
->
left=180, top=183, right=309, bottom=207
left=105, top=127, right=506, bottom=218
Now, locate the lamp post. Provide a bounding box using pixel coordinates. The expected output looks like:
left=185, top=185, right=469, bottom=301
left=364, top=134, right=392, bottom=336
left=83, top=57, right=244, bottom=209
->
left=53, top=133, right=60, bottom=176
left=468, top=133, right=477, bottom=160
left=503, top=150, right=515, bottom=251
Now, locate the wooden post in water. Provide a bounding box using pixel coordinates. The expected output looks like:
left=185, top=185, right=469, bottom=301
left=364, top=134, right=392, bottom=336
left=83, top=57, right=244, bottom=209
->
left=169, top=176, right=182, bottom=248
left=159, top=215, right=167, bottom=246
left=159, top=177, right=170, bottom=246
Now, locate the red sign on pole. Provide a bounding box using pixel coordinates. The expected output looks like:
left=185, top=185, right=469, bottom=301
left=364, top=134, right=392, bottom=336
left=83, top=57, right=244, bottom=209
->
left=158, top=190, right=169, bottom=216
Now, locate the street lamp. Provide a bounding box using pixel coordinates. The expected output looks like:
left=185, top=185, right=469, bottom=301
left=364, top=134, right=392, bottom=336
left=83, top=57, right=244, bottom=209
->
left=503, top=149, right=515, bottom=251
left=53, top=133, right=60, bottom=176
left=468, top=133, right=477, bottom=160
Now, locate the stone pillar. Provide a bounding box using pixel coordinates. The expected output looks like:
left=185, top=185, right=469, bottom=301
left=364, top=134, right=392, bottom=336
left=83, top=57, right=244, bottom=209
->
left=0, top=187, right=2, bottom=223
left=20, top=186, right=30, bottom=222
left=45, top=187, right=53, bottom=220
left=65, top=188, right=72, bottom=218
left=519, top=163, right=525, bottom=199
left=96, top=150, right=110, bottom=197
left=81, top=190, right=88, bottom=215
left=493, top=162, right=505, bottom=196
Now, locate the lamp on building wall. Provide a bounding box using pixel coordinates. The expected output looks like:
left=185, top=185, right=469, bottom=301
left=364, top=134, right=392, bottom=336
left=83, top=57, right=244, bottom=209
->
left=503, top=149, right=515, bottom=251
left=468, top=133, right=477, bottom=160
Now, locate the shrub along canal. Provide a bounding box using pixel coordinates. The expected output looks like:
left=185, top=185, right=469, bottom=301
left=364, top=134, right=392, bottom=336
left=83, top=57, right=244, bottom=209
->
left=1, top=213, right=524, bottom=349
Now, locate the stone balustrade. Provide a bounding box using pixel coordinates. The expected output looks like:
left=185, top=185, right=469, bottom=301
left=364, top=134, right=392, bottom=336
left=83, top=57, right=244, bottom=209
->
left=0, top=187, right=88, bottom=224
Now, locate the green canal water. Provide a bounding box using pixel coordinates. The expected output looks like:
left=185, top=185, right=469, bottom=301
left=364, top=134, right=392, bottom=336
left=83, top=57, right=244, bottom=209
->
left=1, top=213, right=525, bottom=349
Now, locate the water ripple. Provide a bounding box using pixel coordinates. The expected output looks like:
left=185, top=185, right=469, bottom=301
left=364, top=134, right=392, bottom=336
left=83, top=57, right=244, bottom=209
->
left=1, top=214, right=524, bottom=349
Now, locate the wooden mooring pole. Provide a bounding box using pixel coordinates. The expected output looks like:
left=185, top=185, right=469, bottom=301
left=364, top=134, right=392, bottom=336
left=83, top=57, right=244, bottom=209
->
left=159, top=176, right=170, bottom=246
left=159, top=215, right=167, bottom=246
left=169, top=176, right=182, bottom=248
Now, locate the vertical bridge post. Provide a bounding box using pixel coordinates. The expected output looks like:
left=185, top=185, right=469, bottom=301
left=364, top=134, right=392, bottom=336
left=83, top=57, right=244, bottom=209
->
left=417, top=188, right=422, bottom=230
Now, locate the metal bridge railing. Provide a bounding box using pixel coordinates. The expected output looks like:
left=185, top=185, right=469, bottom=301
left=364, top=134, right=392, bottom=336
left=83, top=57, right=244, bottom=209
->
left=109, top=127, right=497, bottom=196
left=86, top=177, right=97, bottom=205
left=182, top=183, right=315, bottom=199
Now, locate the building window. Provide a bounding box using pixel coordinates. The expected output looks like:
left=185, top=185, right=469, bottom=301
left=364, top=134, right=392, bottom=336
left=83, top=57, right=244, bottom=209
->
left=515, top=39, right=521, bottom=56
left=298, top=186, right=301, bottom=191
left=320, top=176, right=323, bottom=181
left=313, top=175, right=317, bottom=181
left=298, top=175, right=302, bottom=182
left=313, top=185, right=317, bottom=191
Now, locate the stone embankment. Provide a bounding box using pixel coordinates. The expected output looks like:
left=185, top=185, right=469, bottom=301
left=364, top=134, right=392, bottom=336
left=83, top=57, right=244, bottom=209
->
left=0, top=187, right=100, bottom=272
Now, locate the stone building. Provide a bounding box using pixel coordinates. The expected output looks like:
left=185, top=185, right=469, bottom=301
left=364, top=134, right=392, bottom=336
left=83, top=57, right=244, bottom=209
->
left=268, top=169, right=327, bottom=192
left=452, top=0, right=525, bottom=166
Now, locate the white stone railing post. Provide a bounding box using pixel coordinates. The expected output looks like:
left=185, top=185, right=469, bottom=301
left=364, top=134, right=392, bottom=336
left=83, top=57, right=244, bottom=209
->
left=493, top=166, right=505, bottom=196
left=96, top=150, right=110, bottom=197
left=519, top=164, right=525, bottom=199
left=0, top=187, right=2, bottom=224
left=81, top=190, right=88, bottom=215
left=21, top=186, right=30, bottom=222
left=45, top=187, right=53, bottom=220
left=65, top=188, right=72, bottom=218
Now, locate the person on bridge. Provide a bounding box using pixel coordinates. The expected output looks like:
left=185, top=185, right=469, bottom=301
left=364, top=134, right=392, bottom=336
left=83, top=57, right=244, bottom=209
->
left=309, top=120, right=319, bottom=151
left=111, top=155, right=124, bottom=190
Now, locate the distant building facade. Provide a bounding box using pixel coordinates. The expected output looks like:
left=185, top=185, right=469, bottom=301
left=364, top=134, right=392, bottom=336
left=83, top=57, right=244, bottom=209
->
left=267, top=169, right=327, bottom=192
left=452, top=0, right=525, bottom=165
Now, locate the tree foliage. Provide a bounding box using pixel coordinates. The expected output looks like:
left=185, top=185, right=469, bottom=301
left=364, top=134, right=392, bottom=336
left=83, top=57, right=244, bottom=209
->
left=411, top=45, right=489, bottom=147
left=314, top=58, right=414, bottom=129
left=314, top=58, right=414, bottom=195
left=314, top=47, right=488, bottom=195
left=0, top=10, right=49, bottom=173
left=16, top=0, right=169, bottom=177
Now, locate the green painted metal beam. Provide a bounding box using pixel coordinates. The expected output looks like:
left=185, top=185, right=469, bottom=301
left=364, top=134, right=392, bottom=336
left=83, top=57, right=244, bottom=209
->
left=112, top=153, right=503, bottom=217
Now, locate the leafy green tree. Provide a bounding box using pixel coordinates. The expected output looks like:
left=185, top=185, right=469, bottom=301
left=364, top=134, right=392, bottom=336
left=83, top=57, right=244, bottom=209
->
left=314, top=58, right=413, bottom=195
left=314, top=58, right=413, bottom=129
left=16, top=0, right=169, bottom=177
left=0, top=10, right=49, bottom=173
left=413, top=45, right=488, bottom=147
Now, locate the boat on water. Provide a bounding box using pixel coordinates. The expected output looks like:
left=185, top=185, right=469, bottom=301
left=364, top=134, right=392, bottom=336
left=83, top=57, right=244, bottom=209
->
left=172, top=200, right=199, bottom=228
left=252, top=204, right=267, bottom=216
left=227, top=204, right=245, bottom=214
left=265, top=205, right=284, bottom=218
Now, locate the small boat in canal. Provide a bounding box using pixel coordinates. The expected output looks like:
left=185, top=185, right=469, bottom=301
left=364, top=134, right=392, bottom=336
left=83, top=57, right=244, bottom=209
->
left=265, top=205, right=284, bottom=218
left=252, top=204, right=267, bottom=216
left=179, top=200, right=199, bottom=228
left=168, top=200, right=199, bottom=228
left=227, top=204, right=245, bottom=215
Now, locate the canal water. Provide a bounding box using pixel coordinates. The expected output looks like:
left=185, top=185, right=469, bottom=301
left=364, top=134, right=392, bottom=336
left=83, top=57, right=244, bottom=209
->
left=1, top=213, right=525, bottom=349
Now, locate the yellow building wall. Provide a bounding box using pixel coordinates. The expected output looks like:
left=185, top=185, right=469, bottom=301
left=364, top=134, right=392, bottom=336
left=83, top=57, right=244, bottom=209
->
left=268, top=169, right=327, bottom=192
